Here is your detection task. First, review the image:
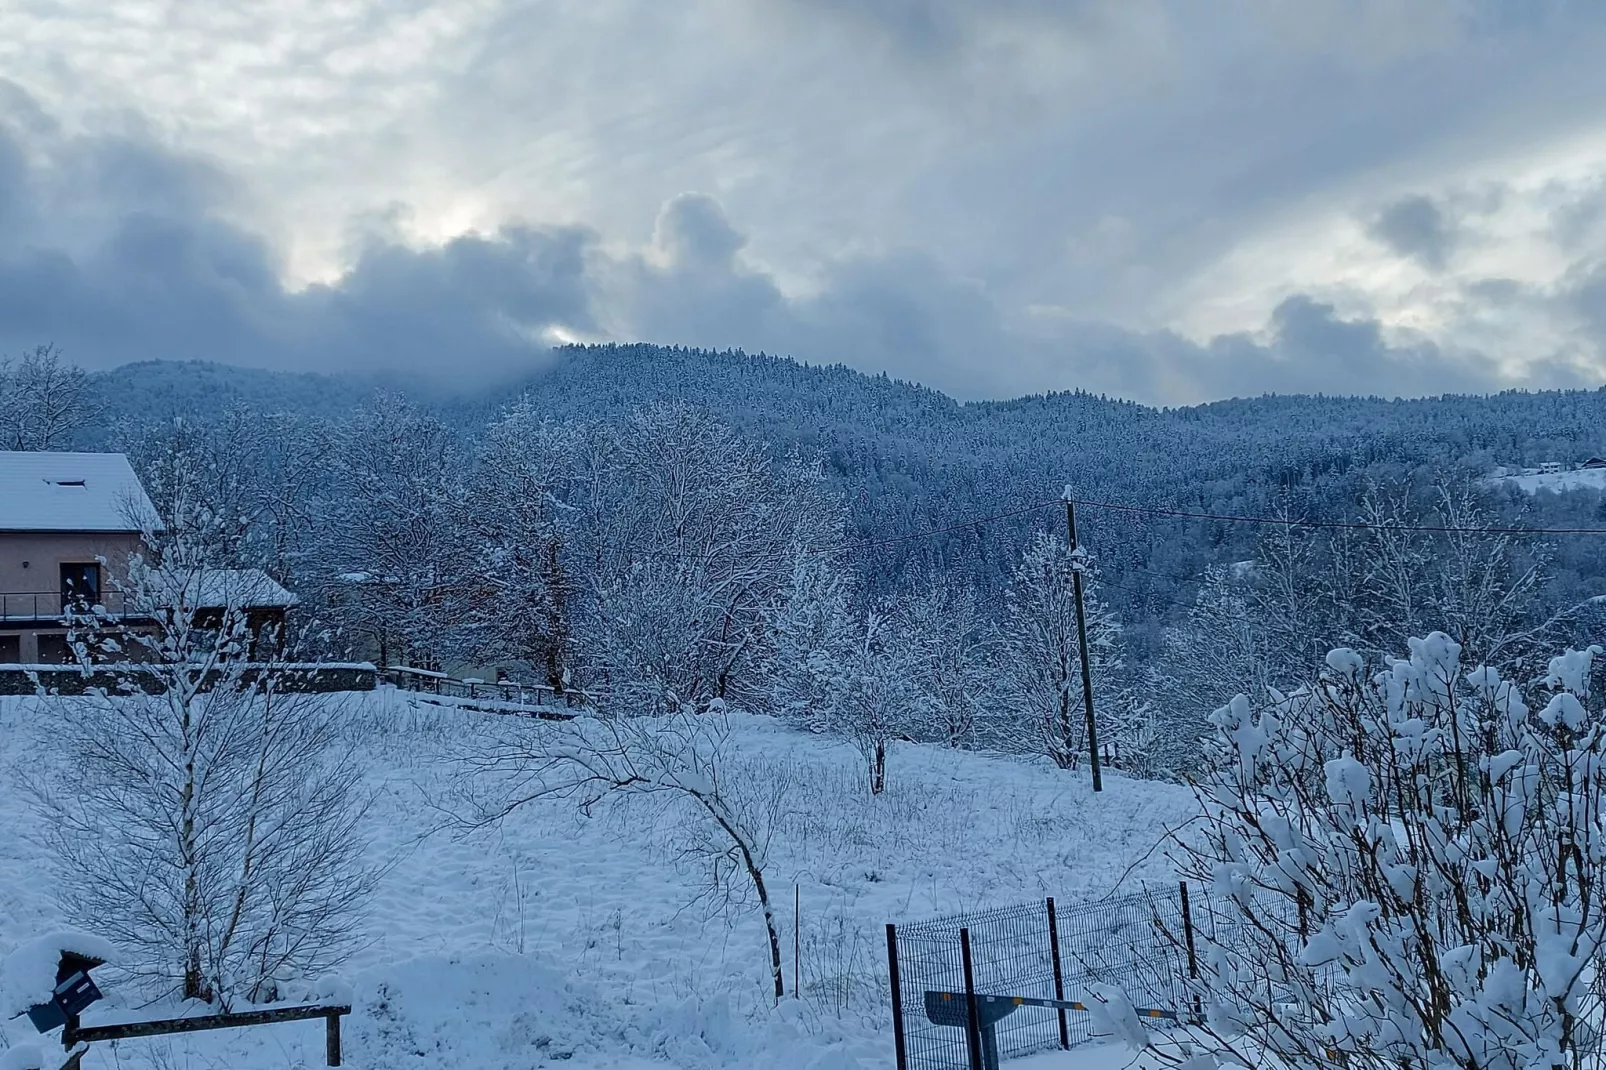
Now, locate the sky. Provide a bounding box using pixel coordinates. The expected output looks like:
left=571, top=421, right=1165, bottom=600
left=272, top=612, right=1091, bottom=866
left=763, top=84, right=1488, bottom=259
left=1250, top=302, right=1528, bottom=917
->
left=4, top=0, right=1606, bottom=404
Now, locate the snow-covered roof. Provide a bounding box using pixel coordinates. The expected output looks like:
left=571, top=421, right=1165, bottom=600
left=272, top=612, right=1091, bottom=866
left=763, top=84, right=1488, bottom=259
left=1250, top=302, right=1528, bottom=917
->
left=0, top=452, right=159, bottom=533
left=167, top=568, right=300, bottom=610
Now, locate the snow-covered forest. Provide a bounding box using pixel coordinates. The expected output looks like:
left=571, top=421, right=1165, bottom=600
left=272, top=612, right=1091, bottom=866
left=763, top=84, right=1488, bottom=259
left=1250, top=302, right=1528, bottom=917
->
left=12, top=344, right=1606, bottom=778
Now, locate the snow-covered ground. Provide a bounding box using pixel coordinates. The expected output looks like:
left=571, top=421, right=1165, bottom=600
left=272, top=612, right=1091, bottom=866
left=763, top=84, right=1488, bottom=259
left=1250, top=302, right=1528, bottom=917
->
left=1489, top=466, right=1606, bottom=494
left=0, top=689, right=1194, bottom=1069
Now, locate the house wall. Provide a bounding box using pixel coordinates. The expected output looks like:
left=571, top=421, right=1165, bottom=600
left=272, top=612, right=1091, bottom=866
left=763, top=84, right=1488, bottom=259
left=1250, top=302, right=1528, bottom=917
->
left=0, top=532, right=143, bottom=663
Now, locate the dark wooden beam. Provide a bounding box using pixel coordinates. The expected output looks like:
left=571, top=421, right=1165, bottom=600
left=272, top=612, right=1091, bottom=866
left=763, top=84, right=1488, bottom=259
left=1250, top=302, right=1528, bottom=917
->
left=69, top=1004, right=350, bottom=1045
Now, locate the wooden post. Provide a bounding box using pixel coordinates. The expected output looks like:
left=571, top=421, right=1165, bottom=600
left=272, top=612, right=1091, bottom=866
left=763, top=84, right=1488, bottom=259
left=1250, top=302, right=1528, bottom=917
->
left=1065, top=497, right=1103, bottom=792
left=885, top=924, right=908, bottom=1070
left=960, top=927, right=983, bottom=1070
left=325, top=1011, right=342, bottom=1067
left=1047, top=897, right=1069, bottom=1049
left=71, top=1004, right=351, bottom=1044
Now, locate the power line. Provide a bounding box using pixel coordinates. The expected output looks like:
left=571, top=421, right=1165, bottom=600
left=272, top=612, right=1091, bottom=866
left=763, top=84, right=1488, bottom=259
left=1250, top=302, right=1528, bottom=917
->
left=1067, top=497, right=1606, bottom=537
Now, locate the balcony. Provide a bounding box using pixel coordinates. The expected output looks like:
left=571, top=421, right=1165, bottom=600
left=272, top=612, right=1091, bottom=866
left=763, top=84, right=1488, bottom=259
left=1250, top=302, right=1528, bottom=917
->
left=0, top=591, right=139, bottom=623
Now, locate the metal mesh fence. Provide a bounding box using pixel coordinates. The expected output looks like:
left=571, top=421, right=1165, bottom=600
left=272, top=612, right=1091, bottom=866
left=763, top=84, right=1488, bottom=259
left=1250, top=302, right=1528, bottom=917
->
left=887, top=885, right=1220, bottom=1070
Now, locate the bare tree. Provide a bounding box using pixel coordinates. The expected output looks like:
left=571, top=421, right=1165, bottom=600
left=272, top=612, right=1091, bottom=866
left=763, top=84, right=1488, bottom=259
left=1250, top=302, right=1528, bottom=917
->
left=32, top=485, right=376, bottom=1006
left=459, top=701, right=793, bottom=1002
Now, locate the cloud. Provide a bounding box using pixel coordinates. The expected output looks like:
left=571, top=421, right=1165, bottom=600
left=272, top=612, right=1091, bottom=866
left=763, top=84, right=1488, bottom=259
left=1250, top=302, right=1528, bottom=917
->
left=9, top=0, right=1606, bottom=400
left=0, top=84, right=1600, bottom=405
left=1370, top=195, right=1456, bottom=271
left=0, top=95, right=598, bottom=384
left=653, top=193, right=748, bottom=273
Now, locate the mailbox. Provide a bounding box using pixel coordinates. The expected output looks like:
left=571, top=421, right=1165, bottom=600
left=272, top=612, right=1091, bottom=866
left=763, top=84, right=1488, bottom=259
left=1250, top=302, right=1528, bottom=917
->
left=25, top=952, right=104, bottom=1034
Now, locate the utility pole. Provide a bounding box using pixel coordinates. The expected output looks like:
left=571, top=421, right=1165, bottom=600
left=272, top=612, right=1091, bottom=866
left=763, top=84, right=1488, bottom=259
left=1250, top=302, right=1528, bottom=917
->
left=1065, top=490, right=1103, bottom=793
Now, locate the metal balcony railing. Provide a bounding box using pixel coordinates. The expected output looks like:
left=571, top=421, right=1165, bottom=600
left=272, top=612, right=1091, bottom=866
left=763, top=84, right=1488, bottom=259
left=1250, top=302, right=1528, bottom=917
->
left=0, top=591, right=137, bottom=622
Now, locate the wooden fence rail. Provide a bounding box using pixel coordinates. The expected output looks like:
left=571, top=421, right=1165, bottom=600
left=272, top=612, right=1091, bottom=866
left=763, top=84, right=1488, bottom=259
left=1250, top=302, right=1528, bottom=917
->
left=383, top=666, right=602, bottom=709
left=61, top=1003, right=351, bottom=1068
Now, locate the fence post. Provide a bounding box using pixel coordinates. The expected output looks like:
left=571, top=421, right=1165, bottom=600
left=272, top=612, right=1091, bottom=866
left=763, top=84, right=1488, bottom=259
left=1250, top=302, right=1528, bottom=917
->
left=1180, top=881, right=1201, bottom=1024
left=885, top=924, right=908, bottom=1070
left=960, top=927, right=983, bottom=1070
left=1046, top=897, right=1069, bottom=1049
left=1179, top=882, right=1198, bottom=980
left=325, top=1012, right=342, bottom=1067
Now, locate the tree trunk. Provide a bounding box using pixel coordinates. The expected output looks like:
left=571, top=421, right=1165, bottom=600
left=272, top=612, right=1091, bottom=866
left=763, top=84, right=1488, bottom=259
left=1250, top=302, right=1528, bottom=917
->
left=871, top=739, right=886, bottom=795
left=702, top=799, right=785, bottom=1003
left=179, top=695, right=211, bottom=1003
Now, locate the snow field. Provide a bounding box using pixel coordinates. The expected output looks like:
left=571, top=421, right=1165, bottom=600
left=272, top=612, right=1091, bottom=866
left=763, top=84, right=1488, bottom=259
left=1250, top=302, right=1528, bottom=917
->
left=0, top=689, right=1194, bottom=1069
left=1489, top=466, right=1606, bottom=494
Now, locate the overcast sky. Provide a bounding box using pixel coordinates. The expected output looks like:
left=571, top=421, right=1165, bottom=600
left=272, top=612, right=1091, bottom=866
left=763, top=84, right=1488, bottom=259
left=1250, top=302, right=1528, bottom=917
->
left=4, top=0, right=1606, bottom=404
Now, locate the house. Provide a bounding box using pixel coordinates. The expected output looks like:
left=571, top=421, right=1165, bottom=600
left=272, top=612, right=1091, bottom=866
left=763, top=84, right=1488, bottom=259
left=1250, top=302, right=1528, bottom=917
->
left=0, top=452, right=296, bottom=664
left=1540, top=461, right=1565, bottom=474
left=1582, top=457, right=1606, bottom=470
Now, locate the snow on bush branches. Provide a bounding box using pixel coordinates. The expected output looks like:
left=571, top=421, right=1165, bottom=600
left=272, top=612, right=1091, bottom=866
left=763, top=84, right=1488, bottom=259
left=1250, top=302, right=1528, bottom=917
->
left=1157, top=632, right=1606, bottom=1070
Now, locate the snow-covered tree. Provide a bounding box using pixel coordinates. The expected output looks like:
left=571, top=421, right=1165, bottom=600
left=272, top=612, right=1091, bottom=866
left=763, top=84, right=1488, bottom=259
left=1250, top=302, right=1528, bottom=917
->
left=1152, top=633, right=1606, bottom=1070
left=825, top=608, right=916, bottom=795
left=896, top=576, right=997, bottom=749
left=568, top=405, right=844, bottom=713
left=0, top=343, right=98, bottom=451
left=1001, top=531, right=1122, bottom=769
left=33, top=495, right=375, bottom=1006
left=765, top=551, right=856, bottom=733
left=1349, top=482, right=1555, bottom=670
left=446, top=402, right=576, bottom=687
left=315, top=393, right=463, bottom=668
left=117, top=410, right=326, bottom=584
left=1150, top=565, right=1273, bottom=775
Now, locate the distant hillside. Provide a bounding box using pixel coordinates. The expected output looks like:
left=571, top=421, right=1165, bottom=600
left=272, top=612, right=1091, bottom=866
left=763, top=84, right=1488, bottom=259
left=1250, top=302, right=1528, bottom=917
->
left=87, top=360, right=379, bottom=432
left=86, top=346, right=1606, bottom=647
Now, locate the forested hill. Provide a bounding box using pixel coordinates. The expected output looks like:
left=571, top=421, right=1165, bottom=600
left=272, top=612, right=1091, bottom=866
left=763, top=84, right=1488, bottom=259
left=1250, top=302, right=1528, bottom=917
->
left=88, top=346, right=1606, bottom=648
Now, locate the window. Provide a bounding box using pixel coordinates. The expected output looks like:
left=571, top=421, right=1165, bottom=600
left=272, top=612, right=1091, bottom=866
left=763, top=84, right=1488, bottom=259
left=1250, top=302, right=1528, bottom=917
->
left=60, top=563, right=101, bottom=607
left=0, top=635, right=18, bottom=664
left=36, top=633, right=72, bottom=664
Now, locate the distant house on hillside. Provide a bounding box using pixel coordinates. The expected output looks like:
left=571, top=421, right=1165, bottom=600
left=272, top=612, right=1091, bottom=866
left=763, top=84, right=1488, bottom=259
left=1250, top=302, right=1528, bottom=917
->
left=1540, top=461, right=1565, bottom=474
left=1582, top=457, right=1606, bottom=470
left=0, top=452, right=296, bottom=664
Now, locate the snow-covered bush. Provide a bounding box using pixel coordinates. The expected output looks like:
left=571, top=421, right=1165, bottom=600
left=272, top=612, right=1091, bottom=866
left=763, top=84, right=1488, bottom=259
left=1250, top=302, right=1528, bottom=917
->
left=1160, top=632, right=1606, bottom=1070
